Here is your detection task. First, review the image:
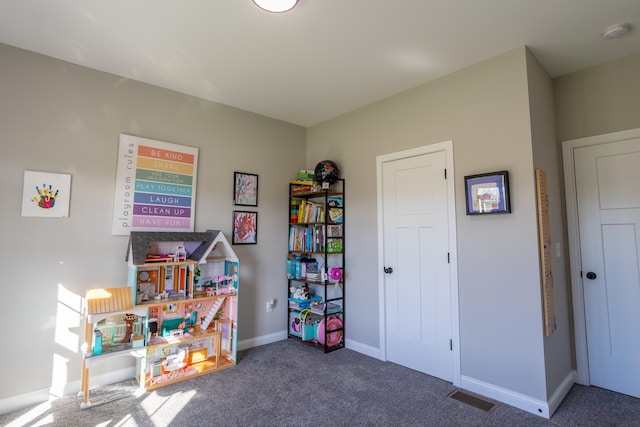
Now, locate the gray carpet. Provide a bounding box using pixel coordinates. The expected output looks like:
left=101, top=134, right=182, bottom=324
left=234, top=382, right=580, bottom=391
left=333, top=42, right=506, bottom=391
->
left=2, top=339, right=639, bottom=426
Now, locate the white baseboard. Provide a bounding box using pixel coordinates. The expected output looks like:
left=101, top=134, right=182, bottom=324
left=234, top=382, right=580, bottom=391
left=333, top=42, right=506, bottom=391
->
left=460, top=375, right=550, bottom=418
left=73, top=367, right=138, bottom=397
left=548, top=370, right=578, bottom=416
left=460, top=371, right=576, bottom=419
left=237, top=330, right=288, bottom=351
left=0, top=389, right=51, bottom=416
left=0, top=366, right=136, bottom=415
left=345, top=338, right=384, bottom=360
left=237, top=332, right=385, bottom=363
left=238, top=332, right=386, bottom=362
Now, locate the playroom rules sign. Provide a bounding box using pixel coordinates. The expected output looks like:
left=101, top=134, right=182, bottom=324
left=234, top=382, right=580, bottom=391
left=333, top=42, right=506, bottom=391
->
left=112, top=134, right=199, bottom=235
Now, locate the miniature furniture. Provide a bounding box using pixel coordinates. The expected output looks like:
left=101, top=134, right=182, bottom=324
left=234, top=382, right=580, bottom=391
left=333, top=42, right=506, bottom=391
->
left=79, top=287, right=148, bottom=409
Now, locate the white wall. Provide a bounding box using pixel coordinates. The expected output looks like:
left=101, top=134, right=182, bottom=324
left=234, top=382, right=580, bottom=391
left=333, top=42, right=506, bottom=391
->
left=0, top=43, right=305, bottom=401
left=554, top=51, right=640, bottom=142
left=526, top=50, right=574, bottom=399
left=307, top=47, right=558, bottom=405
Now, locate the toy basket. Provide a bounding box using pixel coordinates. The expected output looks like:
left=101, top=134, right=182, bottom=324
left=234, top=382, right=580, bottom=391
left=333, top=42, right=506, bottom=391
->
left=299, top=309, right=321, bottom=341
left=289, top=309, right=321, bottom=341
left=288, top=295, right=322, bottom=310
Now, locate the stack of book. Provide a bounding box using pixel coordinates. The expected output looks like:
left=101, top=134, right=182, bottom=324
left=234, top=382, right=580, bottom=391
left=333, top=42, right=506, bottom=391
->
left=289, top=224, right=326, bottom=252
left=296, top=200, right=325, bottom=223
left=327, top=196, right=343, bottom=223
left=296, top=170, right=315, bottom=181
left=288, top=295, right=322, bottom=310
left=290, top=200, right=301, bottom=223
left=310, top=300, right=342, bottom=315
left=291, top=170, right=316, bottom=186
left=291, top=170, right=320, bottom=194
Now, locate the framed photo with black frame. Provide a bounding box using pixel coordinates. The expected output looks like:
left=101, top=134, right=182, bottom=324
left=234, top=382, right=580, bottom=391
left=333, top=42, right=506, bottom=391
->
left=233, top=172, right=258, bottom=207
left=232, top=210, right=258, bottom=244
left=464, top=170, right=511, bottom=215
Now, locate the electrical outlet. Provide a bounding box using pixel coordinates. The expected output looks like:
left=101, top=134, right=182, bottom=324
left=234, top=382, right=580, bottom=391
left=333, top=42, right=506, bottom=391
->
left=266, top=299, right=276, bottom=312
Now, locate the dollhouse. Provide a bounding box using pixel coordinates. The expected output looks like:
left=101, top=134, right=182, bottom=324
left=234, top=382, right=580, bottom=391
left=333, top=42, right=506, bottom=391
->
left=80, top=230, right=239, bottom=408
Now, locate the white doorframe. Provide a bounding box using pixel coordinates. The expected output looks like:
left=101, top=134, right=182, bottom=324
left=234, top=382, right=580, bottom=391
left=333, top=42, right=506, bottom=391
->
left=376, top=140, right=460, bottom=387
left=562, top=127, right=640, bottom=386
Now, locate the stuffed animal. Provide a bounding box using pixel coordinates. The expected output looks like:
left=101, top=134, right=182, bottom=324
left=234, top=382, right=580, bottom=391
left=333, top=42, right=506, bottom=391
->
left=290, top=284, right=310, bottom=300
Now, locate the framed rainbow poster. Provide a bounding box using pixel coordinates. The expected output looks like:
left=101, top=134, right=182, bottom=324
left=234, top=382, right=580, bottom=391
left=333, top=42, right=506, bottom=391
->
left=112, top=134, right=199, bottom=235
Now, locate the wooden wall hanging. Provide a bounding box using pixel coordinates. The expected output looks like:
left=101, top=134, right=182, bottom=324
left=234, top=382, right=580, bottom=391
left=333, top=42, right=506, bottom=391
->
left=536, top=169, right=556, bottom=336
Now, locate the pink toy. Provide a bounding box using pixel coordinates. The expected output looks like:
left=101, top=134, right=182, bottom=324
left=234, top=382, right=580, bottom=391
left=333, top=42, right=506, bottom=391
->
left=316, top=316, right=343, bottom=346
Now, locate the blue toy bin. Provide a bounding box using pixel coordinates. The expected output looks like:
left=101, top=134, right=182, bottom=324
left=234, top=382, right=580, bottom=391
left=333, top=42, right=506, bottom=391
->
left=289, top=309, right=321, bottom=341
left=289, top=311, right=303, bottom=337
left=288, top=295, right=322, bottom=310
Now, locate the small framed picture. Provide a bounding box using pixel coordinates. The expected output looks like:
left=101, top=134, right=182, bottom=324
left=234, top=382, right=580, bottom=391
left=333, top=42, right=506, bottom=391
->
left=232, top=210, right=258, bottom=244
left=464, top=171, right=511, bottom=215
left=234, top=172, right=258, bottom=207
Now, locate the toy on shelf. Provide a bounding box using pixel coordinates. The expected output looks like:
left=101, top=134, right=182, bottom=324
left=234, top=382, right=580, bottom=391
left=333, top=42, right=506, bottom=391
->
left=290, top=284, right=310, bottom=300
left=120, top=313, right=138, bottom=343
left=206, top=275, right=234, bottom=296
left=161, top=349, right=188, bottom=378
left=173, top=244, right=187, bottom=262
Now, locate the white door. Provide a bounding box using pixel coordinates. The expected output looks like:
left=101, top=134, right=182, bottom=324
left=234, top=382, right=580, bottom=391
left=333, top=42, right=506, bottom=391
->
left=381, top=149, right=453, bottom=381
left=574, top=137, right=640, bottom=398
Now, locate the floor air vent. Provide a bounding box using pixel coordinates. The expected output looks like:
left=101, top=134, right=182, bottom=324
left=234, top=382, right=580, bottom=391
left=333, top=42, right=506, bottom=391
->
left=448, top=390, right=497, bottom=413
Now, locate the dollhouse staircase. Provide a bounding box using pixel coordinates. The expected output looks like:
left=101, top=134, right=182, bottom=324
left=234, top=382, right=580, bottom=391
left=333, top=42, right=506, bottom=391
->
left=201, top=297, right=225, bottom=331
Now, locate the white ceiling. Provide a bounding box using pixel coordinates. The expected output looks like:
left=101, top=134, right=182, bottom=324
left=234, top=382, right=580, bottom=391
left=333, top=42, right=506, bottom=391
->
left=1, top=1, right=639, bottom=127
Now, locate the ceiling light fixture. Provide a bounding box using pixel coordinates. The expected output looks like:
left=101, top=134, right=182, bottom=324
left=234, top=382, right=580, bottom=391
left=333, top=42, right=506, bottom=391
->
left=252, top=0, right=299, bottom=13
left=601, top=23, right=632, bottom=40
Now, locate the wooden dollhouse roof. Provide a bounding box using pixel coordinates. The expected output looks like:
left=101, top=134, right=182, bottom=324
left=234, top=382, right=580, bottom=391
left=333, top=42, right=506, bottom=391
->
left=126, top=230, right=237, bottom=265
left=84, top=287, right=147, bottom=323
left=86, top=287, right=132, bottom=315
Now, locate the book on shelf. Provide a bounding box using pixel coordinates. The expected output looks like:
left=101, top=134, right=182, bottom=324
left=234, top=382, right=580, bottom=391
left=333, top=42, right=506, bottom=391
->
left=327, top=195, right=343, bottom=223
left=290, top=199, right=301, bottom=223
left=296, top=200, right=324, bottom=224
left=296, top=170, right=315, bottom=180
left=289, top=224, right=326, bottom=252
left=305, top=272, right=321, bottom=281
left=327, top=224, right=342, bottom=237
left=327, top=196, right=343, bottom=207
left=327, top=238, right=342, bottom=253
left=288, top=295, right=322, bottom=310
left=291, top=184, right=312, bottom=193
left=310, top=301, right=342, bottom=315
left=328, top=207, right=343, bottom=223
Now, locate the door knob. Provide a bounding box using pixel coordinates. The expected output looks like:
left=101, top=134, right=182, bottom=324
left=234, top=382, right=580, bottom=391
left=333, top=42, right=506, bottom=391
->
left=585, top=272, right=597, bottom=280
left=384, top=267, right=393, bottom=274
